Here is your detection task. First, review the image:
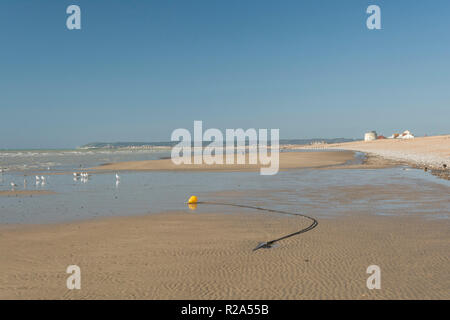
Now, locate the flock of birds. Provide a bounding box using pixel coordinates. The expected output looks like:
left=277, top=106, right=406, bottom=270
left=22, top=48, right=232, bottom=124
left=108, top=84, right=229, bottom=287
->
left=73, top=172, right=91, bottom=183
left=1, top=167, right=122, bottom=191
left=8, top=175, right=47, bottom=190
left=72, top=172, right=121, bottom=186
left=35, top=175, right=47, bottom=186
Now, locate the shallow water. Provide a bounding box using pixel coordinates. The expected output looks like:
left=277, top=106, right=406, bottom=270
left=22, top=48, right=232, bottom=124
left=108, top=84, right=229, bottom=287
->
left=0, top=151, right=449, bottom=224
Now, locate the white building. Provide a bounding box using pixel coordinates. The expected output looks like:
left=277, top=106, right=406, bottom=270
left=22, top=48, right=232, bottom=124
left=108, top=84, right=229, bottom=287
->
left=388, top=130, right=415, bottom=139
left=399, top=130, right=414, bottom=139
left=364, top=131, right=377, bottom=141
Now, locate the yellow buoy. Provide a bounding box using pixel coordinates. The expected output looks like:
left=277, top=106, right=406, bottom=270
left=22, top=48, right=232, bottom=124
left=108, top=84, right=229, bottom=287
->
left=187, top=195, right=198, bottom=204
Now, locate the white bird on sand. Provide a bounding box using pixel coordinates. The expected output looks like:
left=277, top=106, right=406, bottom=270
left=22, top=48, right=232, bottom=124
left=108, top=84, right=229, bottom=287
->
left=10, top=182, right=18, bottom=190
left=36, top=175, right=41, bottom=181
left=41, top=176, right=46, bottom=181
left=115, top=173, right=120, bottom=180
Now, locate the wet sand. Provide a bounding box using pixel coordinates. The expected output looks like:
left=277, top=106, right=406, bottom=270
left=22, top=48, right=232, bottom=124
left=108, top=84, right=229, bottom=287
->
left=0, top=190, right=56, bottom=197
left=1, top=209, right=448, bottom=300
left=91, top=151, right=355, bottom=172
left=320, top=153, right=399, bottom=170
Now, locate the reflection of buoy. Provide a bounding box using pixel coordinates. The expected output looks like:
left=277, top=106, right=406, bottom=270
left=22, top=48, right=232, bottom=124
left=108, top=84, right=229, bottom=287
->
left=188, top=203, right=198, bottom=211
left=188, top=195, right=198, bottom=204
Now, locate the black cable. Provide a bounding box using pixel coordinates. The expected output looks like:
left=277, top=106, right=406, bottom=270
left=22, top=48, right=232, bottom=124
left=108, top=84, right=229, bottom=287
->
left=195, top=201, right=318, bottom=251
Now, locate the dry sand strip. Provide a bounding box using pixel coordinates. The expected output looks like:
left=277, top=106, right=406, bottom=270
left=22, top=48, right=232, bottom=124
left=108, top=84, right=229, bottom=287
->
left=91, top=151, right=355, bottom=172
left=298, top=135, right=450, bottom=168
left=290, top=135, right=450, bottom=178
left=0, top=211, right=448, bottom=300
left=0, top=190, right=56, bottom=197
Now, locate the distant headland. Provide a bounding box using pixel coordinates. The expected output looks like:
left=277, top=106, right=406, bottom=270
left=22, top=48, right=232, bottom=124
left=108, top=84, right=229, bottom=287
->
left=78, top=138, right=357, bottom=150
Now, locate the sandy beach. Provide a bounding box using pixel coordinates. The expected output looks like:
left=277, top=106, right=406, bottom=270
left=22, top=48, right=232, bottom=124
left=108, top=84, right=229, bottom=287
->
left=301, top=135, right=450, bottom=169
left=1, top=144, right=449, bottom=300
left=91, top=151, right=355, bottom=172
left=1, top=208, right=448, bottom=300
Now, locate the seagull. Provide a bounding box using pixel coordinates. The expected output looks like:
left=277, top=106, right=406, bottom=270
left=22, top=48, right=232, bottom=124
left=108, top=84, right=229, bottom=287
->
left=10, top=182, right=18, bottom=190
left=41, top=176, right=46, bottom=181
left=36, top=176, right=41, bottom=181
left=115, top=173, right=120, bottom=180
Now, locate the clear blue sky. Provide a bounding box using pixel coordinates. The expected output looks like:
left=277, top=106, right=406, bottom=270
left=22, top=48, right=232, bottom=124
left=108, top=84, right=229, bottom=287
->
left=0, top=0, right=449, bottom=149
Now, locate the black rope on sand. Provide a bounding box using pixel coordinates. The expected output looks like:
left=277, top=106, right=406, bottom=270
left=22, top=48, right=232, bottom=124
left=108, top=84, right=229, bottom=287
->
left=195, top=201, right=318, bottom=251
